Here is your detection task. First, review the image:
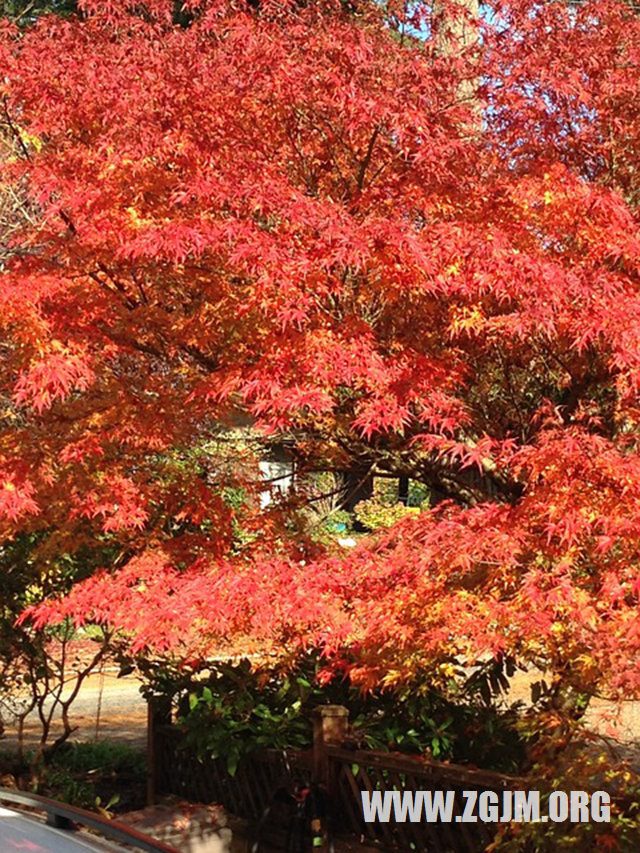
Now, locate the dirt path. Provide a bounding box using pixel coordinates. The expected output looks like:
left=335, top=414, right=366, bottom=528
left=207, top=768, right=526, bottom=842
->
left=1, top=673, right=147, bottom=749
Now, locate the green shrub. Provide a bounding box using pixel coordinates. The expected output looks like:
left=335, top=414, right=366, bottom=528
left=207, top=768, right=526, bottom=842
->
left=152, top=655, right=526, bottom=776
left=40, top=742, right=146, bottom=813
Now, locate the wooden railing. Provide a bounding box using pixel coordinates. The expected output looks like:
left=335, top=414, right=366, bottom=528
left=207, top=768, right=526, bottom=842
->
left=326, top=746, right=518, bottom=852
left=150, top=703, right=522, bottom=852
left=153, top=726, right=312, bottom=821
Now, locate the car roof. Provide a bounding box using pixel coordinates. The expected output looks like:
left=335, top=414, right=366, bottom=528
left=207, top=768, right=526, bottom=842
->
left=0, top=804, right=127, bottom=851
left=0, top=789, right=178, bottom=853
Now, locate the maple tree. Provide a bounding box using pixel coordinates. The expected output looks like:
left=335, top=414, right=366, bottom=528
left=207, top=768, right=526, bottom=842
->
left=1, top=0, right=640, bottom=748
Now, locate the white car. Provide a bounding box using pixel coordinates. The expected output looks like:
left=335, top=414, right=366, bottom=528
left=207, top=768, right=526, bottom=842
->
left=0, top=788, right=178, bottom=852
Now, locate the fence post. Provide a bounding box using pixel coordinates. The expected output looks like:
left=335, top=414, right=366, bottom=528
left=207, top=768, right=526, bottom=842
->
left=312, top=706, right=348, bottom=852
left=146, top=695, right=172, bottom=806
left=312, top=705, right=349, bottom=788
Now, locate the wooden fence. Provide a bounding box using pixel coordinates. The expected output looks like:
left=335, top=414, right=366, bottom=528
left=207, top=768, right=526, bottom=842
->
left=148, top=702, right=522, bottom=852
left=326, top=745, right=514, bottom=852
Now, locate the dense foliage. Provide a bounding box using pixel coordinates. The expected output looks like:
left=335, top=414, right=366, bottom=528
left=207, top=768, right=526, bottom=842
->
left=147, top=656, right=526, bottom=775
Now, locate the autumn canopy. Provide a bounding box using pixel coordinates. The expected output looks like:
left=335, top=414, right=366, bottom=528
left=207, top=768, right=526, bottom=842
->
left=1, top=0, right=640, bottom=700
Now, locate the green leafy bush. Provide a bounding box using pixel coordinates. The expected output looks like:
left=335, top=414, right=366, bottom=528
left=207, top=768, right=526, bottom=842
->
left=154, top=655, right=526, bottom=776
left=39, top=742, right=146, bottom=813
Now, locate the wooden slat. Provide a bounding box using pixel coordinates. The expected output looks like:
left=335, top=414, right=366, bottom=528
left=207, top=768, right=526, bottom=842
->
left=154, top=726, right=530, bottom=852
left=336, top=762, right=376, bottom=841
left=356, top=764, right=399, bottom=849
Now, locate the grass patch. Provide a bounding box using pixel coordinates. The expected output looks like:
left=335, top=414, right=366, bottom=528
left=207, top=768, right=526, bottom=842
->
left=0, top=741, right=147, bottom=814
